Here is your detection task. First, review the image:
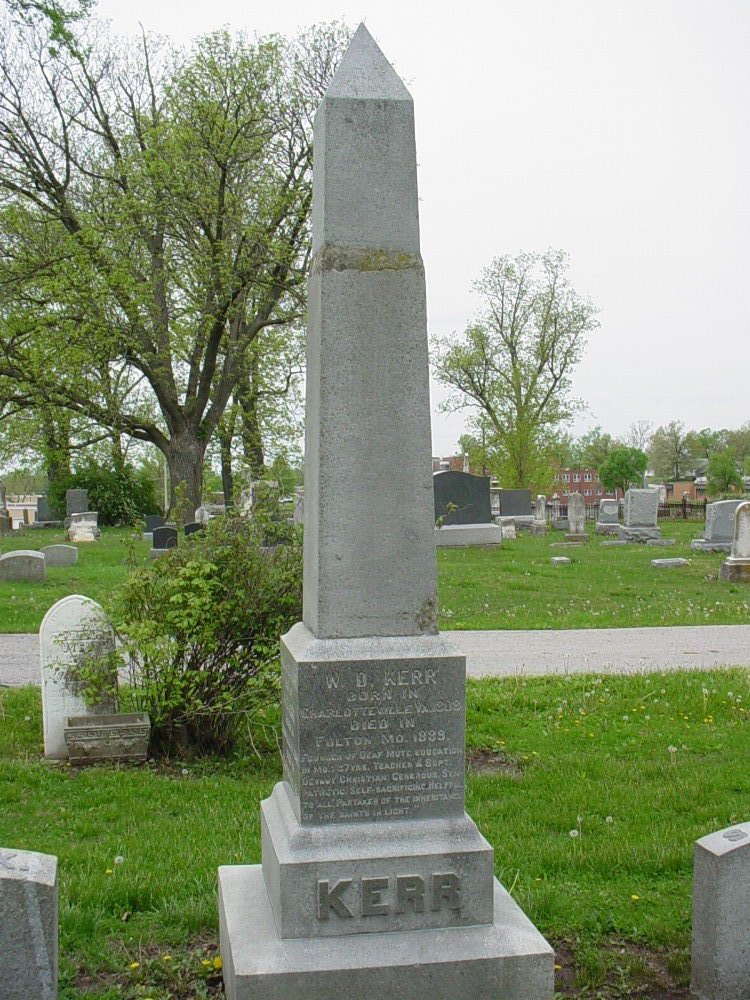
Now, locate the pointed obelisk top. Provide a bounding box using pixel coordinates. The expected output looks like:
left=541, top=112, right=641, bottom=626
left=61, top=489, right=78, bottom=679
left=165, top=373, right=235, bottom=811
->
left=326, top=24, right=412, bottom=102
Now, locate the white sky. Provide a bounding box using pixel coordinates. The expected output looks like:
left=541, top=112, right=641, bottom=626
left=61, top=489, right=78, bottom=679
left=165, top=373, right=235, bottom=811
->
left=94, top=0, right=750, bottom=455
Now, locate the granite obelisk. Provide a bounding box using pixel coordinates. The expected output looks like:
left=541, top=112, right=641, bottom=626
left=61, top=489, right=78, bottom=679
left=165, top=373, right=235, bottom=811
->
left=218, top=26, right=553, bottom=999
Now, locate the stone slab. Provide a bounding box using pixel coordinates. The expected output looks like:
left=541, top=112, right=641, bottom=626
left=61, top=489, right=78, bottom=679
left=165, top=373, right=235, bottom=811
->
left=280, top=623, right=466, bottom=826
left=0, top=847, right=58, bottom=1000
left=564, top=533, right=589, bottom=543
left=651, top=558, right=689, bottom=568
left=567, top=492, right=586, bottom=534
left=260, top=781, right=493, bottom=938
left=624, top=488, right=659, bottom=527
left=501, top=522, right=517, bottom=540
left=616, top=525, right=661, bottom=543
left=0, top=550, right=45, bottom=581
left=144, top=514, right=165, bottom=533
left=691, top=821, right=750, bottom=1000
left=529, top=522, right=548, bottom=535
left=719, top=559, right=750, bottom=582
left=65, top=488, right=88, bottom=517
left=152, top=525, right=178, bottom=550
left=434, top=471, right=492, bottom=526
left=434, top=523, right=503, bottom=547
left=498, top=489, right=533, bottom=517
left=42, top=544, right=78, bottom=567
left=703, top=500, right=745, bottom=544
left=691, top=539, right=732, bottom=553
left=551, top=557, right=571, bottom=565
left=601, top=540, right=628, bottom=547
left=646, top=538, right=676, bottom=547
left=219, top=865, right=554, bottom=1000
left=598, top=498, right=619, bottom=524
left=595, top=522, right=619, bottom=534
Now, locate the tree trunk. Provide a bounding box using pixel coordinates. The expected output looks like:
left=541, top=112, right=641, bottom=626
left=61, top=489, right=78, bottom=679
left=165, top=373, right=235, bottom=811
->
left=164, top=431, right=206, bottom=522
left=218, top=422, right=234, bottom=509
left=239, top=389, right=265, bottom=479
left=41, top=406, right=71, bottom=489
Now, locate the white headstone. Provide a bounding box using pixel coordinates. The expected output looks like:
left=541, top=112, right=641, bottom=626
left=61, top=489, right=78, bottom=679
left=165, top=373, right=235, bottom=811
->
left=534, top=494, right=546, bottom=521
left=40, top=595, right=116, bottom=759
left=0, top=847, right=58, bottom=1000
left=731, top=501, right=750, bottom=560
left=624, top=488, right=659, bottom=527
left=67, top=511, right=99, bottom=543
left=567, top=492, right=586, bottom=534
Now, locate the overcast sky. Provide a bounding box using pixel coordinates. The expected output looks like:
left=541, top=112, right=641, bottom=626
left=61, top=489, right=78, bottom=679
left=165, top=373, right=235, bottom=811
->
left=94, top=0, right=750, bottom=455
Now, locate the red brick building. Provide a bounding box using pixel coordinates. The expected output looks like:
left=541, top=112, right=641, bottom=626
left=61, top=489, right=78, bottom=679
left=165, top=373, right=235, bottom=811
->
left=550, top=467, right=620, bottom=501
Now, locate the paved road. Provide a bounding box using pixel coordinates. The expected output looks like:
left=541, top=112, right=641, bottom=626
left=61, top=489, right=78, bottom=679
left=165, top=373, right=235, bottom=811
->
left=2, top=625, right=748, bottom=688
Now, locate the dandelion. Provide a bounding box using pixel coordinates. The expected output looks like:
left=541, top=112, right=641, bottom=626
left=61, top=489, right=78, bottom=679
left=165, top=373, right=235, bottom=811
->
left=105, top=868, right=114, bottom=875
left=162, top=954, right=172, bottom=961
left=202, top=959, right=212, bottom=967
left=129, top=961, right=140, bottom=970
left=114, top=856, right=125, bottom=865
left=606, top=816, right=614, bottom=824
left=181, top=768, right=189, bottom=775
left=569, top=829, right=579, bottom=838
left=213, top=956, right=223, bottom=971
left=630, top=894, right=640, bottom=901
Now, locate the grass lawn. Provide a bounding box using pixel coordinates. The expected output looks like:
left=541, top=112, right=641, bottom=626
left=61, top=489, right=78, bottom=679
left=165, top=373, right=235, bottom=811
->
left=1, top=521, right=748, bottom=635
left=2, top=669, right=749, bottom=998
left=437, top=521, right=750, bottom=630
left=0, top=528, right=151, bottom=633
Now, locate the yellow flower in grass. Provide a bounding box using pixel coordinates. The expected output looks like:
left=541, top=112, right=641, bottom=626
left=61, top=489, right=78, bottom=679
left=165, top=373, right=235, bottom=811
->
left=630, top=894, right=640, bottom=901
left=129, top=961, right=140, bottom=970
left=213, top=956, right=223, bottom=970
left=162, top=954, right=172, bottom=961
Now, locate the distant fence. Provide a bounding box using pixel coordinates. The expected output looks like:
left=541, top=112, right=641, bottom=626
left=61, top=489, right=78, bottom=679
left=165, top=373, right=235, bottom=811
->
left=545, top=498, right=708, bottom=524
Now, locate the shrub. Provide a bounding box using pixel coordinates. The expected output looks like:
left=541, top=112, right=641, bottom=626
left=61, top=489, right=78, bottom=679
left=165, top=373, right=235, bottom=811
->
left=104, top=515, right=301, bottom=756
left=48, top=461, right=160, bottom=525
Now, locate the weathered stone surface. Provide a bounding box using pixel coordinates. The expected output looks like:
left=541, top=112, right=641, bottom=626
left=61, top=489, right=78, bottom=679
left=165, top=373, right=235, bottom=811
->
left=551, top=557, right=571, bottom=566
left=691, top=820, right=750, bottom=1000
left=598, top=498, right=619, bottom=524
left=220, top=866, right=553, bottom=1000
left=144, top=514, right=165, bottom=533
left=184, top=521, right=203, bottom=537
left=564, top=533, right=589, bottom=544
left=152, top=525, right=178, bottom=550
left=434, top=523, right=503, bottom=547
left=499, top=489, right=533, bottom=517
left=615, top=525, right=661, bottom=543
left=624, top=488, right=659, bottom=527
left=36, top=495, right=55, bottom=523
left=567, top=492, right=586, bottom=535
left=42, top=544, right=78, bottom=567
left=64, top=712, right=150, bottom=764
left=0, top=549, right=45, bottom=581
left=65, top=488, right=88, bottom=518
left=0, top=847, right=58, bottom=1000
left=433, top=471, right=492, bottom=526
left=719, top=501, right=750, bottom=582
left=601, top=540, right=628, bottom=547
left=534, top=494, right=546, bottom=520
left=40, top=594, right=116, bottom=759
left=67, top=511, right=100, bottom=542
left=705, top=500, right=744, bottom=543
left=502, top=521, right=517, bottom=540
left=646, top=538, right=676, bottom=547
left=651, top=558, right=689, bottom=568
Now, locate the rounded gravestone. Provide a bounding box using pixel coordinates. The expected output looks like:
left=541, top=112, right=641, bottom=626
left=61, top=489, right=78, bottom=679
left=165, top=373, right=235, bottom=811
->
left=41, top=544, right=78, bottom=568
left=0, top=550, right=46, bottom=582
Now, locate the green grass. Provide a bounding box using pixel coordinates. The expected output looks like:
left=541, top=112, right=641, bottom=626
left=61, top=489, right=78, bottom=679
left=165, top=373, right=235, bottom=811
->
left=2, top=520, right=748, bottom=635
left=2, top=669, right=749, bottom=997
left=438, top=520, right=750, bottom=630
left=0, top=528, right=150, bottom=632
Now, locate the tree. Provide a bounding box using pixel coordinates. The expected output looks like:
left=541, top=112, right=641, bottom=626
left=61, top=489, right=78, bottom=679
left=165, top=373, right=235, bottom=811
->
left=648, top=422, right=696, bottom=481
left=626, top=420, right=653, bottom=453
left=0, top=14, right=347, bottom=509
left=571, top=426, right=619, bottom=470
left=598, top=447, right=648, bottom=497
left=687, top=427, right=728, bottom=465
left=432, top=250, right=598, bottom=489
left=707, top=449, right=742, bottom=496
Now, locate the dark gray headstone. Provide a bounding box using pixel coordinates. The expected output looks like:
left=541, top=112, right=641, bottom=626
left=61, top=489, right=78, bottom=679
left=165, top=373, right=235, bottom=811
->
left=498, top=489, right=533, bottom=517
left=184, top=521, right=203, bottom=536
left=65, top=489, right=88, bottom=517
left=36, top=496, right=55, bottom=522
left=152, top=526, right=178, bottom=550
left=433, top=471, right=492, bottom=526
left=144, top=514, right=165, bottom=533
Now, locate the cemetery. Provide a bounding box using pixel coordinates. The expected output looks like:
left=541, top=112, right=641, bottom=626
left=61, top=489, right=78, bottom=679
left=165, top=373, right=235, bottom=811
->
left=0, top=7, right=748, bottom=1000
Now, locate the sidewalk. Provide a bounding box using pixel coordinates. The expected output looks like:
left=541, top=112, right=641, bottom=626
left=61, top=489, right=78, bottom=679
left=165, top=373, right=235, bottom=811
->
left=2, top=625, right=748, bottom=688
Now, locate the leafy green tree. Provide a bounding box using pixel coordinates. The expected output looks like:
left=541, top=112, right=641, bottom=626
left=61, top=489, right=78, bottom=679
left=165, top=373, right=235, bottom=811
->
left=570, top=426, right=620, bottom=469
left=648, top=422, right=696, bottom=481
left=687, top=427, right=728, bottom=464
left=433, top=250, right=598, bottom=489
left=707, top=449, right=742, bottom=496
left=598, top=447, right=648, bottom=497
left=0, top=14, right=347, bottom=510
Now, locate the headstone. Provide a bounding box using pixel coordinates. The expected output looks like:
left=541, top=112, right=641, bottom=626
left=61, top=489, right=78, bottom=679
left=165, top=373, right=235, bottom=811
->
left=433, top=471, right=502, bottom=547
left=293, top=487, right=305, bottom=525
left=0, top=847, right=58, bottom=1000
left=565, top=492, right=588, bottom=542
left=646, top=538, right=676, bottom=547
left=551, top=556, right=571, bottom=565
left=502, top=520, right=517, bottom=540
left=499, top=489, right=533, bottom=517
left=40, top=595, right=117, bottom=759
left=0, top=550, right=45, bottom=582
left=195, top=503, right=224, bottom=524
left=144, top=514, right=165, bottom=533
left=36, top=495, right=55, bottom=523
left=151, top=525, right=178, bottom=554
left=218, top=26, right=553, bottom=1000
left=64, top=488, right=88, bottom=527
left=67, top=511, right=100, bottom=543
left=691, top=820, right=750, bottom=999
left=616, top=488, right=661, bottom=542
left=184, top=521, right=203, bottom=537
left=651, top=558, right=689, bottom=568
left=42, top=544, right=78, bottom=567
left=692, top=499, right=745, bottom=553
left=530, top=494, right=548, bottom=535
left=595, top=497, right=619, bottom=534
left=719, top=501, right=750, bottom=582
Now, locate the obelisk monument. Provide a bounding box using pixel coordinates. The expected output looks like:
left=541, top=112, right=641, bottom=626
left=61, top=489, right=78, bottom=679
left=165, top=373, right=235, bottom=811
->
left=218, top=26, right=553, bottom=999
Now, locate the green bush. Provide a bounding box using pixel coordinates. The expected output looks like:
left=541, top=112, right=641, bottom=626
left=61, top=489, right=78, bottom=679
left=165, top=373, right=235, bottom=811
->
left=104, top=515, right=301, bottom=756
left=48, top=462, right=160, bottom=526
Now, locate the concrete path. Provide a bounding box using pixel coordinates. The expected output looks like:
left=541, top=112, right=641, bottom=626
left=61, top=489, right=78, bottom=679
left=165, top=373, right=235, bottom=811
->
left=1, top=625, right=748, bottom=688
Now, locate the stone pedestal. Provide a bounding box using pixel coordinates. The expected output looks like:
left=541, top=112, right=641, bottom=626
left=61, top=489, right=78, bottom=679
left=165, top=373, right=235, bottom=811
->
left=616, top=525, right=661, bottom=543
left=0, top=848, right=58, bottom=1000
left=434, top=523, right=503, bottom=547
left=595, top=521, right=619, bottom=535
left=564, top=533, right=589, bottom=544
left=719, top=502, right=750, bottom=582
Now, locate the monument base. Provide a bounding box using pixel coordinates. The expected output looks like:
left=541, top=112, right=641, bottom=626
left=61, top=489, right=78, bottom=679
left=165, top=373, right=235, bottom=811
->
left=719, top=559, right=750, bottom=582
left=691, top=539, right=732, bottom=553
left=595, top=521, right=619, bottom=534
left=615, top=525, right=661, bottom=543
left=530, top=521, right=548, bottom=535
left=219, top=865, right=554, bottom=1000
left=434, top=523, right=503, bottom=547
left=564, top=532, right=589, bottom=543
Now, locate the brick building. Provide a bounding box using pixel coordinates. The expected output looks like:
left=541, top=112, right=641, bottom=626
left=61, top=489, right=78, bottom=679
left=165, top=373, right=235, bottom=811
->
left=550, top=467, right=620, bottom=501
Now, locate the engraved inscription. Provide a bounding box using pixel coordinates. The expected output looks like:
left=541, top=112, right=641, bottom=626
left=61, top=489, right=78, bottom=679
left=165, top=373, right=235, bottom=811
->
left=316, top=872, right=461, bottom=920
left=723, top=828, right=748, bottom=842
left=284, top=656, right=466, bottom=824
left=0, top=850, right=29, bottom=872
